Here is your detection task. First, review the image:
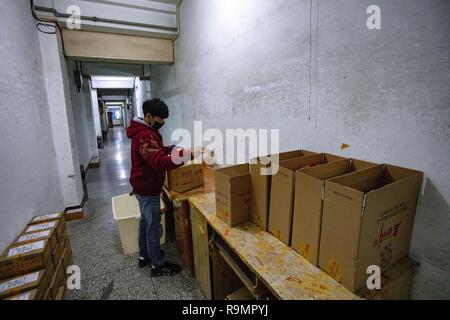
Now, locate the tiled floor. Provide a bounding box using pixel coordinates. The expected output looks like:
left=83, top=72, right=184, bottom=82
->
left=65, top=128, right=204, bottom=300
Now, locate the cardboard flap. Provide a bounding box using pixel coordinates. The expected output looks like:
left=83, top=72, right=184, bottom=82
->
left=216, top=164, right=249, bottom=178
left=280, top=154, right=324, bottom=171
left=323, top=153, right=346, bottom=163
left=350, top=159, right=378, bottom=171
left=330, top=165, right=385, bottom=193
left=299, top=159, right=351, bottom=180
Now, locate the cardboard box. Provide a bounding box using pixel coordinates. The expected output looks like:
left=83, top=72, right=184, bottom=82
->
left=0, top=270, right=48, bottom=300
left=23, top=220, right=58, bottom=235
left=358, top=257, right=418, bottom=300
left=268, top=154, right=345, bottom=245
left=49, top=257, right=66, bottom=300
left=249, top=150, right=317, bottom=231
left=4, top=289, right=38, bottom=300
left=166, top=162, right=204, bottom=193
left=23, top=219, right=65, bottom=245
left=28, top=212, right=65, bottom=226
left=65, top=207, right=84, bottom=222
left=14, top=228, right=58, bottom=254
left=55, top=285, right=66, bottom=300
left=52, top=239, right=65, bottom=269
left=0, top=239, right=55, bottom=282
left=64, top=235, right=74, bottom=269
left=225, top=286, right=254, bottom=300
left=43, top=286, right=53, bottom=300
left=215, top=164, right=250, bottom=227
left=291, top=159, right=377, bottom=265
left=319, top=164, right=423, bottom=292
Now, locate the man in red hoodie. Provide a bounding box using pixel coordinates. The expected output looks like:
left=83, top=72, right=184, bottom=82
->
left=126, top=99, right=184, bottom=276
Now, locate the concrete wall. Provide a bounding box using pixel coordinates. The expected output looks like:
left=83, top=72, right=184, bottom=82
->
left=67, top=61, right=99, bottom=171
left=39, top=30, right=84, bottom=208
left=0, top=0, right=64, bottom=251
left=152, top=0, right=450, bottom=299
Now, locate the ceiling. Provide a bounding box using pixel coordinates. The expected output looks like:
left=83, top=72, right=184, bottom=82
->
left=33, top=0, right=181, bottom=39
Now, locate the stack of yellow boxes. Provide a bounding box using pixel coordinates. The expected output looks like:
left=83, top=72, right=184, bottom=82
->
left=0, top=213, right=73, bottom=300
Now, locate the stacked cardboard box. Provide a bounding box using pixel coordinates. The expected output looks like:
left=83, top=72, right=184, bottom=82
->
left=0, top=270, right=48, bottom=300
left=0, top=212, right=73, bottom=300
left=319, top=164, right=423, bottom=293
left=174, top=201, right=195, bottom=275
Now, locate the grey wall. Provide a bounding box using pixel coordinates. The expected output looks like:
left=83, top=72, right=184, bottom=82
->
left=0, top=0, right=64, bottom=251
left=67, top=61, right=99, bottom=171
left=152, top=0, right=450, bottom=299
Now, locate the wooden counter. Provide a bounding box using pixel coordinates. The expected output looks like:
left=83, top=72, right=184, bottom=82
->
left=189, top=192, right=358, bottom=300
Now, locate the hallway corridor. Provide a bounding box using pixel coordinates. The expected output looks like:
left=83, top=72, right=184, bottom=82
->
left=65, top=128, right=204, bottom=300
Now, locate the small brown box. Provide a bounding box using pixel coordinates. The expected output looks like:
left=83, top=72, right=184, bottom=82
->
left=166, top=162, right=204, bottom=193
left=52, top=240, right=65, bottom=269
left=65, top=208, right=84, bottom=222
left=0, top=270, right=48, bottom=300
left=55, top=286, right=66, bottom=300
left=4, top=289, right=38, bottom=300
left=215, top=164, right=251, bottom=227
left=0, top=239, right=54, bottom=281
left=14, top=228, right=58, bottom=254
left=49, top=258, right=66, bottom=299
left=23, top=220, right=58, bottom=237
left=28, top=212, right=65, bottom=226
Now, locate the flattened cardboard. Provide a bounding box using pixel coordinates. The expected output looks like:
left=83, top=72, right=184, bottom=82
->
left=249, top=149, right=317, bottom=231
left=0, top=269, right=48, bottom=300
left=291, top=159, right=377, bottom=265
left=0, top=239, right=54, bottom=281
left=215, top=164, right=250, bottom=227
left=166, top=163, right=204, bottom=193
left=319, top=164, right=423, bottom=292
left=268, top=153, right=345, bottom=245
left=358, top=257, right=418, bottom=300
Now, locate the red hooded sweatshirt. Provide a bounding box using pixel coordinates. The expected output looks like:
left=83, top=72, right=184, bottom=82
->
left=126, top=118, right=183, bottom=196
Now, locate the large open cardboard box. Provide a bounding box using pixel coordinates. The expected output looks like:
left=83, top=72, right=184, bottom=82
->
left=268, top=153, right=345, bottom=245
left=319, top=164, right=423, bottom=292
left=215, top=164, right=250, bottom=227
left=291, top=158, right=377, bottom=265
left=249, top=149, right=317, bottom=231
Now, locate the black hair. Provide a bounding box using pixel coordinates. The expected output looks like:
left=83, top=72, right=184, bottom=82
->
left=142, top=99, right=169, bottom=119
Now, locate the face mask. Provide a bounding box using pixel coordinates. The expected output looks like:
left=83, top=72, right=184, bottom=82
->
left=152, top=120, right=165, bottom=130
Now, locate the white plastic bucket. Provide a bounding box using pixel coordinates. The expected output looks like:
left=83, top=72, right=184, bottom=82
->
left=112, top=194, right=166, bottom=255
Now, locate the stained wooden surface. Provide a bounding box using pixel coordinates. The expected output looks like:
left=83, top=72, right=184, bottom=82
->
left=189, top=193, right=358, bottom=300
left=163, top=185, right=215, bottom=203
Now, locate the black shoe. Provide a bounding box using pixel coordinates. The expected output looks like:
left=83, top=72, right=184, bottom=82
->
left=138, top=257, right=150, bottom=268
left=151, top=261, right=182, bottom=277
left=138, top=250, right=165, bottom=268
